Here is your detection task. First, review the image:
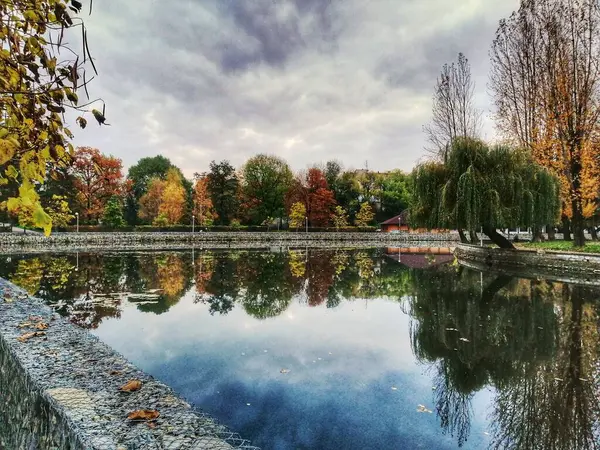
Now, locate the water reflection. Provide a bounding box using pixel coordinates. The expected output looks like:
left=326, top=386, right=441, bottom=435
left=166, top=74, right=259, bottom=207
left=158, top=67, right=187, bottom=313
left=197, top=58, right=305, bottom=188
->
left=0, top=248, right=598, bottom=449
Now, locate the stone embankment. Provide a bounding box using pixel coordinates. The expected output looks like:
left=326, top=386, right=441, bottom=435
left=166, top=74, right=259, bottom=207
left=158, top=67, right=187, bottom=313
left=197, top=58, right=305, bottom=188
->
left=0, top=231, right=460, bottom=254
left=0, top=278, right=259, bottom=450
left=455, top=243, right=600, bottom=285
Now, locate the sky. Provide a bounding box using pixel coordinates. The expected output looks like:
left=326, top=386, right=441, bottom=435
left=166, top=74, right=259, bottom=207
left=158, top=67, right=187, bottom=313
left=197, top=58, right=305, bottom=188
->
left=71, top=0, right=519, bottom=178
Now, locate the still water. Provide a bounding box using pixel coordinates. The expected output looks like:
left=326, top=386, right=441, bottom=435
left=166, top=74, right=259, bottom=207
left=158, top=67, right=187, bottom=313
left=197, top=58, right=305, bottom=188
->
left=0, top=248, right=599, bottom=450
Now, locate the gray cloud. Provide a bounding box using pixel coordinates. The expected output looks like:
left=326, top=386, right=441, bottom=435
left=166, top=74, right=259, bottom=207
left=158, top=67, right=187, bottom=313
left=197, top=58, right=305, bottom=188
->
left=71, top=0, right=519, bottom=177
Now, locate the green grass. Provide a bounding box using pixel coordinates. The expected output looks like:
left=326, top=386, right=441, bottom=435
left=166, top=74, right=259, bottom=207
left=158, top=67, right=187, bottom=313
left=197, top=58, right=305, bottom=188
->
left=518, top=241, right=600, bottom=253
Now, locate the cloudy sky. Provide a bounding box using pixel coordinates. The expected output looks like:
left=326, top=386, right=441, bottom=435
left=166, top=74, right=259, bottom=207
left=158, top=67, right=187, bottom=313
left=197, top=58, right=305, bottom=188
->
left=71, top=0, right=519, bottom=177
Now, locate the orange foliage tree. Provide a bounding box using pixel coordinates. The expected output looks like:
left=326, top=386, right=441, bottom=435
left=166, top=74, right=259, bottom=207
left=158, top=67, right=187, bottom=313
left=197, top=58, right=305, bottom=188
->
left=139, top=178, right=166, bottom=223
left=193, top=174, right=217, bottom=225
left=72, top=147, right=123, bottom=223
left=287, top=168, right=336, bottom=227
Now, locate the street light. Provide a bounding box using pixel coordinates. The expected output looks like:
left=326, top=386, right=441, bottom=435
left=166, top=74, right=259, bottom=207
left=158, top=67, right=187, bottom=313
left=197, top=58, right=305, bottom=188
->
left=305, top=216, right=308, bottom=233
left=75, top=212, right=79, bottom=233
left=192, top=214, right=195, bottom=234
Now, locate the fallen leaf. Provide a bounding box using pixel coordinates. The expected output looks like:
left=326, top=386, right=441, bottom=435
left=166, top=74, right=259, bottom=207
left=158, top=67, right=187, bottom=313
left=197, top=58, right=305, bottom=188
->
left=36, top=322, right=48, bottom=330
left=28, top=315, right=43, bottom=322
left=445, top=328, right=458, bottom=331
left=127, top=409, right=159, bottom=421
left=146, top=422, right=157, bottom=429
left=391, top=386, right=398, bottom=391
left=17, top=331, right=46, bottom=342
left=459, top=338, right=470, bottom=343
left=17, top=322, right=33, bottom=328
left=280, top=369, right=290, bottom=374
left=109, top=370, right=123, bottom=376
left=120, top=380, right=142, bottom=392
left=417, top=404, right=433, bottom=413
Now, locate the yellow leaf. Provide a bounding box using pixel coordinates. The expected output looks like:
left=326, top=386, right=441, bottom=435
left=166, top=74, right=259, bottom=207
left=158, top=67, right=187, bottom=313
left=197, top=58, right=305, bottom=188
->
left=0, top=139, right=16, bottom=165
left=127, top=410, right=160, bottom=421
left=5, top=165, right=18, bottom=179
left=119, top=380, right=142, bottom=392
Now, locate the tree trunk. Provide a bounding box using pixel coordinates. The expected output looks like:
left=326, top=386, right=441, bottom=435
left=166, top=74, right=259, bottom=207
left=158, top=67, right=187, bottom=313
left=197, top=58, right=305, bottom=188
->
left=562, top=216, right=572, bottom=241
left=482, top=224, right=515, bottom=249
left=547, top=224, right=556, bottom=241
left=531, top=225, right=544, bottom=242
left=571, top=200, right=586, bottom=247
left=457, top=228, right=469, bottom=244
left=590, top=217, right=598, bottom=241
left=469, top=229, right=479, bottom=244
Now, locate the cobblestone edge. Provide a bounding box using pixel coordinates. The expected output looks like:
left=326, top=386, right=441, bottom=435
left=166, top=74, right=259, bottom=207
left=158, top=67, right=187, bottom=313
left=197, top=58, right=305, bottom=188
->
left=0, top=278, right=258, bottom=450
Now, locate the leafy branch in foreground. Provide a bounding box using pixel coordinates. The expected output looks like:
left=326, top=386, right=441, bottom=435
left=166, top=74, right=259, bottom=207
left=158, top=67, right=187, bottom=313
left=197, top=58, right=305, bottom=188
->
left=0, top=0, right=106, bottom=234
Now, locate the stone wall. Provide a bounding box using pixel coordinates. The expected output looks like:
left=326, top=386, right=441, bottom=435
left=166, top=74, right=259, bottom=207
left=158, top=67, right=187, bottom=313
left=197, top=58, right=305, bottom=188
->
left=0, top=231, right=460, bottom=254
left=455, top=244, right=600, bottom=281
left=0, top=278, right=258, bottom=450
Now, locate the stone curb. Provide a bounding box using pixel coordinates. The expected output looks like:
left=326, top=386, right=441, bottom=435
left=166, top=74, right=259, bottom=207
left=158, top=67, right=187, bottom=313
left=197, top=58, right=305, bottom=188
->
left=454, top=243, right=600, bottom=283
left=0, top=278, right=258, bottom=450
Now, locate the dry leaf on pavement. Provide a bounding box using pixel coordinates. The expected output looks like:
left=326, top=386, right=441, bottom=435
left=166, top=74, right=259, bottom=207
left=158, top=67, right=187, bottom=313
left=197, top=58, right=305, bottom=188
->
left=17, top=331, right=46, bottom=342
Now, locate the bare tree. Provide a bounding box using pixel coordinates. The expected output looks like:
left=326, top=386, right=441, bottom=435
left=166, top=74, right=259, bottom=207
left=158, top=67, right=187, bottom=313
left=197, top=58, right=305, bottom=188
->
left=424, top=53, right=482, bottom=161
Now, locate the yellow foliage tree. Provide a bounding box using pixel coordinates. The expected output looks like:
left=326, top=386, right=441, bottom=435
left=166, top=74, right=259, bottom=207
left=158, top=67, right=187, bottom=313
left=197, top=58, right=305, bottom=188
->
left=289, top=202, right=306, bottom=230
left=158, top=168, right=186, bottom=225
left=355, top=202, right=375, bottom=227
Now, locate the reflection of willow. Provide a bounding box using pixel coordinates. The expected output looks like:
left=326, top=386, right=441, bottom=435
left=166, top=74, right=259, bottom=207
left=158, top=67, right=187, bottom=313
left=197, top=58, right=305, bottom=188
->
left=490, top=284, right=600, bottom=450
left=409, top=267, right=559, bottom=447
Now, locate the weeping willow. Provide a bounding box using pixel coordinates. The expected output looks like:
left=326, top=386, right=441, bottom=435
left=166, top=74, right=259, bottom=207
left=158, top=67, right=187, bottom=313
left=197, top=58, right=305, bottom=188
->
left=411, top=138, right=560, bottom=248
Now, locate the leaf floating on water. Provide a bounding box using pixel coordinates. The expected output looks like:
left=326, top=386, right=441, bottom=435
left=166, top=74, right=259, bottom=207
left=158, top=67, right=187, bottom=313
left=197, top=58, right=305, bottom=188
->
left=246, top=403, right=251, bottom=406
left=432, top=386, right=437, bottom=390
left=554, top=377, right=564, bottom=382
left=459, top=338, right=470, bottom=343
left=280, top=369, right=290, bottom=374
left=417, top=404, right=433, bottom=413
left=17, top=331, right=46, bottom=342
left=579, top=378, right=589, bottom=382
left=391, top=386, right=398, bottom=391
left=445, top=328, right=458, bottom=331
left=483, top=431, right=490, bottom=436
left=127, top=409, right=159, bottom=421
left=119, top=380, right=142, bottom=392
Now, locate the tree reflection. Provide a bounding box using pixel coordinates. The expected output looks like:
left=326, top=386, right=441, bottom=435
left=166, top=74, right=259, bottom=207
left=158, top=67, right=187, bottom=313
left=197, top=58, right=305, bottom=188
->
left=408, top=266, right=600, bottom=449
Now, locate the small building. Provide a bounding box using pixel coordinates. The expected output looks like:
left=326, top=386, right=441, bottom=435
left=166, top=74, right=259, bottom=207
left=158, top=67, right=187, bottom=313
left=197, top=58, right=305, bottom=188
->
left=380, top=210, right=410, bottom=232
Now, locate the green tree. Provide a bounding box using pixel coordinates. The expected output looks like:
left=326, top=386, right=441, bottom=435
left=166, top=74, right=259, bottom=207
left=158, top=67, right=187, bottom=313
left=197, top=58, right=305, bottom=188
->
left=355, top=202, right=375, bottom=227
left=411, top=138, right=561, bottom=249
left=289, top=202, right=306, bottom=230
left=240, top=154, right=293, bottom=225
left=207, top=160, right=239, bottom=225
left=331, top=205, right=349, bottom=229
left=378, top=170, right=411, bottom=221
left=102, top=196, right=125, bottom=228
left=0, top=0, right=103, bottom=235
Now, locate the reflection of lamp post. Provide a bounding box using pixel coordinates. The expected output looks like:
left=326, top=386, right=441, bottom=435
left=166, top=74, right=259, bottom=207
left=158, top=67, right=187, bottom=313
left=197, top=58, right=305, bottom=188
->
left=398, top=216, right=401, bottom=231
left=75, top=212, right=79, bottom=233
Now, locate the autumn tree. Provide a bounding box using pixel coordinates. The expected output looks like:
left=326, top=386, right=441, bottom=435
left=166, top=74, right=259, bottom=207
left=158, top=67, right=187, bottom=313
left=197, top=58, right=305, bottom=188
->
left=207, top=160, right=239, bottom=225
left=193, top=174, right=216, bottom=226
left=289, top=202, right=306, bottom=230
left=331, top=206, right=349, bottom=229
left=72, top=147, right=123, bottom=223
left=287, top=168, right=336, bottom=227
left=0, top=0, right=106, bottom=235
left=355, top=202, right=375, bottom=227
left=240, top=154, right=293, bottom=225
left=158, top=168, right=186, bottom=224
left=490, top=0, right=600, bottom=247
left=412, top=138, right=561, bottom=249
left=45, top=195, right=74, bottom=228
left=424, top=53, right=481, bottom=160
left=139, top=178, right=166, bottom=223
left=125, top=156, right=191, bottom=225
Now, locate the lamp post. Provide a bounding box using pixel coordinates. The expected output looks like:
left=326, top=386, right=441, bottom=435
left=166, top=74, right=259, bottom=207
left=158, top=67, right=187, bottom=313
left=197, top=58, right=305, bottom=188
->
left=192, top=214, right=195, bottom=234
left=75, top=212, right=79, bottom=233
left=305, top=216, right=308, bottom=233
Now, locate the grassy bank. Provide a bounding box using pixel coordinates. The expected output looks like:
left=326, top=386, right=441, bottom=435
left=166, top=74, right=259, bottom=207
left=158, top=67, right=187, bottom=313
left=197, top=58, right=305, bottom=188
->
left=518, top=241, right=600, bottom=253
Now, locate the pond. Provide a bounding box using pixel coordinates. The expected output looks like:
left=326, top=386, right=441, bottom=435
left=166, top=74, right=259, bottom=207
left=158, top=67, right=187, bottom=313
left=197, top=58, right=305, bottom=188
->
left=0, top=247, right=599, bottom=450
